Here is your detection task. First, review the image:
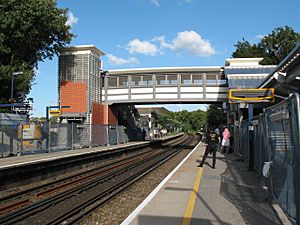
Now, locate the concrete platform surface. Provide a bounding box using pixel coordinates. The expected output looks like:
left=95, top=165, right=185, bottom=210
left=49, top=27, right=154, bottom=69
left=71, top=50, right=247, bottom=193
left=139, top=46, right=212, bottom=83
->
left=121, top=141, right=289, bottom=225
left=0, top=141, right=148, bottom=169
left=0, top=133, right=184, bottom=169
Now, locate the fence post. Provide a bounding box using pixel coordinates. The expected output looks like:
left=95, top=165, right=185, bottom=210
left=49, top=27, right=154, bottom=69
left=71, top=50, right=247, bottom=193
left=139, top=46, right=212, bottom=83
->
left=116, top=126, right=119, bottom=145
left=1, top=129, right=4, bottom=157
left=71, top=123, right=74, bottom=150
left=48, top=124, right=51, bottom=153
left=248, top=123, right=254, bottom=170
left=20, top=124, right=23, bottom=156
left=107, top=125, right=110, bottom=146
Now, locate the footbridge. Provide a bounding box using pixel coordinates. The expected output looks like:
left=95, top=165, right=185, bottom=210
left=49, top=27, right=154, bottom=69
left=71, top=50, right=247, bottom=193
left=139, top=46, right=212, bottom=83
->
left=103, top=67, right=228, bottom=104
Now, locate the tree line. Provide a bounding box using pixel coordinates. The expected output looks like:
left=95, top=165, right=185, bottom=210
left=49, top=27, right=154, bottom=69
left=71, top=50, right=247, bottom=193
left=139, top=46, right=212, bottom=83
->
left=157, top=104, right=227, bottom=133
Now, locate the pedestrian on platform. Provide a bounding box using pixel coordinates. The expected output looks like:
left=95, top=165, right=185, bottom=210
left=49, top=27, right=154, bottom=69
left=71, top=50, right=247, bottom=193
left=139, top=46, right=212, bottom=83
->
left=142, top=129, right=146, bottom=140
left=221, top=127, right=231, bottom=154
left=197, top=128, right=219, bottom=168
left=214, top=127, right=221, bottom=151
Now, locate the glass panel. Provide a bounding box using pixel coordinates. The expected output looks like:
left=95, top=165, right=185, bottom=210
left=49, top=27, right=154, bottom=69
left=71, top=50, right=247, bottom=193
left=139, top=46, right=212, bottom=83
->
left=141, top=75, right=153, bottom=85
left=181, top=74, right=191, bottom=84
left=156, top=75, right=167, bottom=85
left=167, top=75, right=178, bottom=85
left=108, top=76, right=118, bottom=87
left=192, top=74, right=202, bottom=84
left=206, top=75, right=217, bottom=85
left=119, top=76, right=128, bottom=87
left=131, top=75, right=142, bottom=86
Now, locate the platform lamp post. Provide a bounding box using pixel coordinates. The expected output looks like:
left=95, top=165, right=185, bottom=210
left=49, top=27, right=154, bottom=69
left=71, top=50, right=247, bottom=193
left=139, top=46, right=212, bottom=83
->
left=10, top=71, right=24, bottom=113
left=100, top=70, right=109, bottom=104
left=45, top=105, right=70, bottom=152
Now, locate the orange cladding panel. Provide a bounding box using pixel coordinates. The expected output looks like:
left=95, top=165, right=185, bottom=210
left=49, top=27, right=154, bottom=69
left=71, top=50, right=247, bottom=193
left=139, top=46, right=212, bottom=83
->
left=60, top=81, right=87, bottom=113
left=108, top=106, right=118, bottom=125
left=92, top=103, right=107, bottom=125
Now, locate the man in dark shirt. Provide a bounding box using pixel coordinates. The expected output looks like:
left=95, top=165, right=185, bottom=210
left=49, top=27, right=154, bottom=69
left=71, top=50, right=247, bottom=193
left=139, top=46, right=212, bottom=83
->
left=197, top=128, right=219, bottom=168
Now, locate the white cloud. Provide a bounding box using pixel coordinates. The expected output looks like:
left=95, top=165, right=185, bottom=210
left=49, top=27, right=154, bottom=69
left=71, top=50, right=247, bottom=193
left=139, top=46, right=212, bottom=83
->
left=124, top=31, right=215, bottom=58
left=107, top=54, right=139, bottom=65
left=153, top=36, right=173, bottom=49
left=126, top=39, right=159, bottom=56
left=169, top=31, right=215, bottom=56
left=155, top=31, right=215, bottom=57
left=150, top=0, right=160, bottom=7
left=66, top=12, right=78, bottom=27
left=256, top=34, right=265, bottom=40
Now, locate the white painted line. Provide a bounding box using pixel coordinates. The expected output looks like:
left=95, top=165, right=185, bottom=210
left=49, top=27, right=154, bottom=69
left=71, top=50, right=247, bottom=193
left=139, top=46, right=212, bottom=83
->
left=120, top=137, right=203, bottom=225
left=272, top=203, right=293, bottom=225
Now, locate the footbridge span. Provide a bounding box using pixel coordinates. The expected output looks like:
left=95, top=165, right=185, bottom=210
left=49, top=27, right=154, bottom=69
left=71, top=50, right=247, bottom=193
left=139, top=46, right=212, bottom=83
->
left=104, top=67, right=228, bottom=104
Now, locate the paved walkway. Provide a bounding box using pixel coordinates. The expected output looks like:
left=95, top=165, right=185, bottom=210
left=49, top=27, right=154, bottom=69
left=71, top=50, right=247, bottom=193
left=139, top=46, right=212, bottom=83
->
left=121, top=141, right=289, bottom=225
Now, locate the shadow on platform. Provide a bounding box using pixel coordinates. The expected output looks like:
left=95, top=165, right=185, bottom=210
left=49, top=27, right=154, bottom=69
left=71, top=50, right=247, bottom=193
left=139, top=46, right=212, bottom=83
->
left=219, top=155, right=284, bottom=225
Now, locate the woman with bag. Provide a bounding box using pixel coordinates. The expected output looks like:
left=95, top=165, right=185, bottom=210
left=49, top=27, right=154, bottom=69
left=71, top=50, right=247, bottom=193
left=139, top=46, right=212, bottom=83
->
left=221, top=127, right=231, bottom=154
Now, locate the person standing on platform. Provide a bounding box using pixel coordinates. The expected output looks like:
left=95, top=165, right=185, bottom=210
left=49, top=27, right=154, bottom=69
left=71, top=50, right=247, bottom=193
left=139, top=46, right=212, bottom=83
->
left=214, top=127, right=221, bottom=151
left=221, top=127, right=231, bottom=154
left=197, top=128, right=219, bottom=168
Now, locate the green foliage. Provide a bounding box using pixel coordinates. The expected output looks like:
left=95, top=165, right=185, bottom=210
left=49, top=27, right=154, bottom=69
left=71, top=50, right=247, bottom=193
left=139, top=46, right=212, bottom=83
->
left=157, top=109, right=206, bottom=133
left=232, top=39, right=264, bottom=59
left=0, top=0, right=73, bottom=108
left=232, top=26, right=300, bottom=65
left=206, top=104, right=226, bottom=128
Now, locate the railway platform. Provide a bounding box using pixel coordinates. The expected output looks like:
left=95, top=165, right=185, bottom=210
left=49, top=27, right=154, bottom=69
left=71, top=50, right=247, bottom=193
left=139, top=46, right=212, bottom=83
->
left=121, top=141, right=291, bottom=225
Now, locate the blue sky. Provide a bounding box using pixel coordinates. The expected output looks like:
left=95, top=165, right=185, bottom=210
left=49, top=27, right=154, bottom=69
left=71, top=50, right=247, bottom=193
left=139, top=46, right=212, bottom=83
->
left=29, top=0, right=300, bottom=117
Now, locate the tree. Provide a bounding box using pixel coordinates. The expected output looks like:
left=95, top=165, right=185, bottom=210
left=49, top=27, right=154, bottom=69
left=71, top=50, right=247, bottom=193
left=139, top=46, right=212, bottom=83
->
left=232, top=39, right=264, bottom=59
left=206, top=104, right=226, bottom=129
left=232, top=26, right=300, bottom=65
left=0, top=0, right=73, bottom=106
left=157, top=109, right=207, bottom=133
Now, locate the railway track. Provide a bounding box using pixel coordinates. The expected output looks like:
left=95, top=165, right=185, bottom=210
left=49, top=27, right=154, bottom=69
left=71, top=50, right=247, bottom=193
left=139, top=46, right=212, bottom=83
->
left=0, top=134, right=198, bottom=225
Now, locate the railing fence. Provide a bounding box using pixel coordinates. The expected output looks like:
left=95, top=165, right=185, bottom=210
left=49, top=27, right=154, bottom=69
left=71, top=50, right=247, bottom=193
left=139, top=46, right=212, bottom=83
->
left=0, top=123, right=129, bottom=157
left=235, top=93, right=300, bottom=224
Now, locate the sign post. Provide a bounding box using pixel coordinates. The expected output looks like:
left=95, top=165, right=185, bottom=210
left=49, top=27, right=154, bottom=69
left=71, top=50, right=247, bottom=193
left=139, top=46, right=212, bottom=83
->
left=45, top=105, right=70, bottom=152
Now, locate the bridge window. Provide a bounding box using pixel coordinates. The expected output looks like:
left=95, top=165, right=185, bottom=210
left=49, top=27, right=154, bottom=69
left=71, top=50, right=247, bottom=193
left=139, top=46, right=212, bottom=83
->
left=131, top=75, right=142, bottom=86
left=181, top=74, right=191, bottom=84
left=156, top=75, right=168, bottom=85
left=119, top=76, right=128, bottom=87
left=167, top=75, right=178, bottom=85
left=206, top=74, right=227, bottom=85
left=141, top=75, right=153, bottom=85
left=192, top=74, right=203, bottom=84
left=108, top=76, right=118, bottom=87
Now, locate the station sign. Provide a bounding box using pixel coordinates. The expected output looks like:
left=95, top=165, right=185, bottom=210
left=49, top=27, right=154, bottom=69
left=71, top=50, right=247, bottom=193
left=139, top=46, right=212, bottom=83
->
left=229, top=88, right=274, bottom=103
left=49, top=109, right=61, bottom=117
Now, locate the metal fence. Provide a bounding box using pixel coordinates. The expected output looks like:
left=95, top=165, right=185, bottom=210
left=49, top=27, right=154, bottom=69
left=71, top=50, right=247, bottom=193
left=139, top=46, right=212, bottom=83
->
left=0, top=123, right=128, bottom=157
left=235, top=93, right=300, bottom=224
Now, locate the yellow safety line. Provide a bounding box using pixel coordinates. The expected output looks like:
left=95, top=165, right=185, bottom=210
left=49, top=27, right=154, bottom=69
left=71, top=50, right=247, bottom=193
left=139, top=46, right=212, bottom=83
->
left=181, top=166, right=205, bottom=225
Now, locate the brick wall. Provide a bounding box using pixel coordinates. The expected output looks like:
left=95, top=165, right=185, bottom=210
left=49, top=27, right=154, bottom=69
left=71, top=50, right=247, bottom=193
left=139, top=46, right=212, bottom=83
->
left=92, top=103, right=107, bottom=124
left=108, top=105, right=118, bottom=125
left=60, top=81, right=87, bottom=113
left=92, top=103, right=118, bottom=125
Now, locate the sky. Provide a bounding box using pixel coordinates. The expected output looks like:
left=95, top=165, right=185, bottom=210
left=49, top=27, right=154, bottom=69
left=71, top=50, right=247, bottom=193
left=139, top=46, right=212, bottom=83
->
left=29, top=0, right=300, bottom=117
